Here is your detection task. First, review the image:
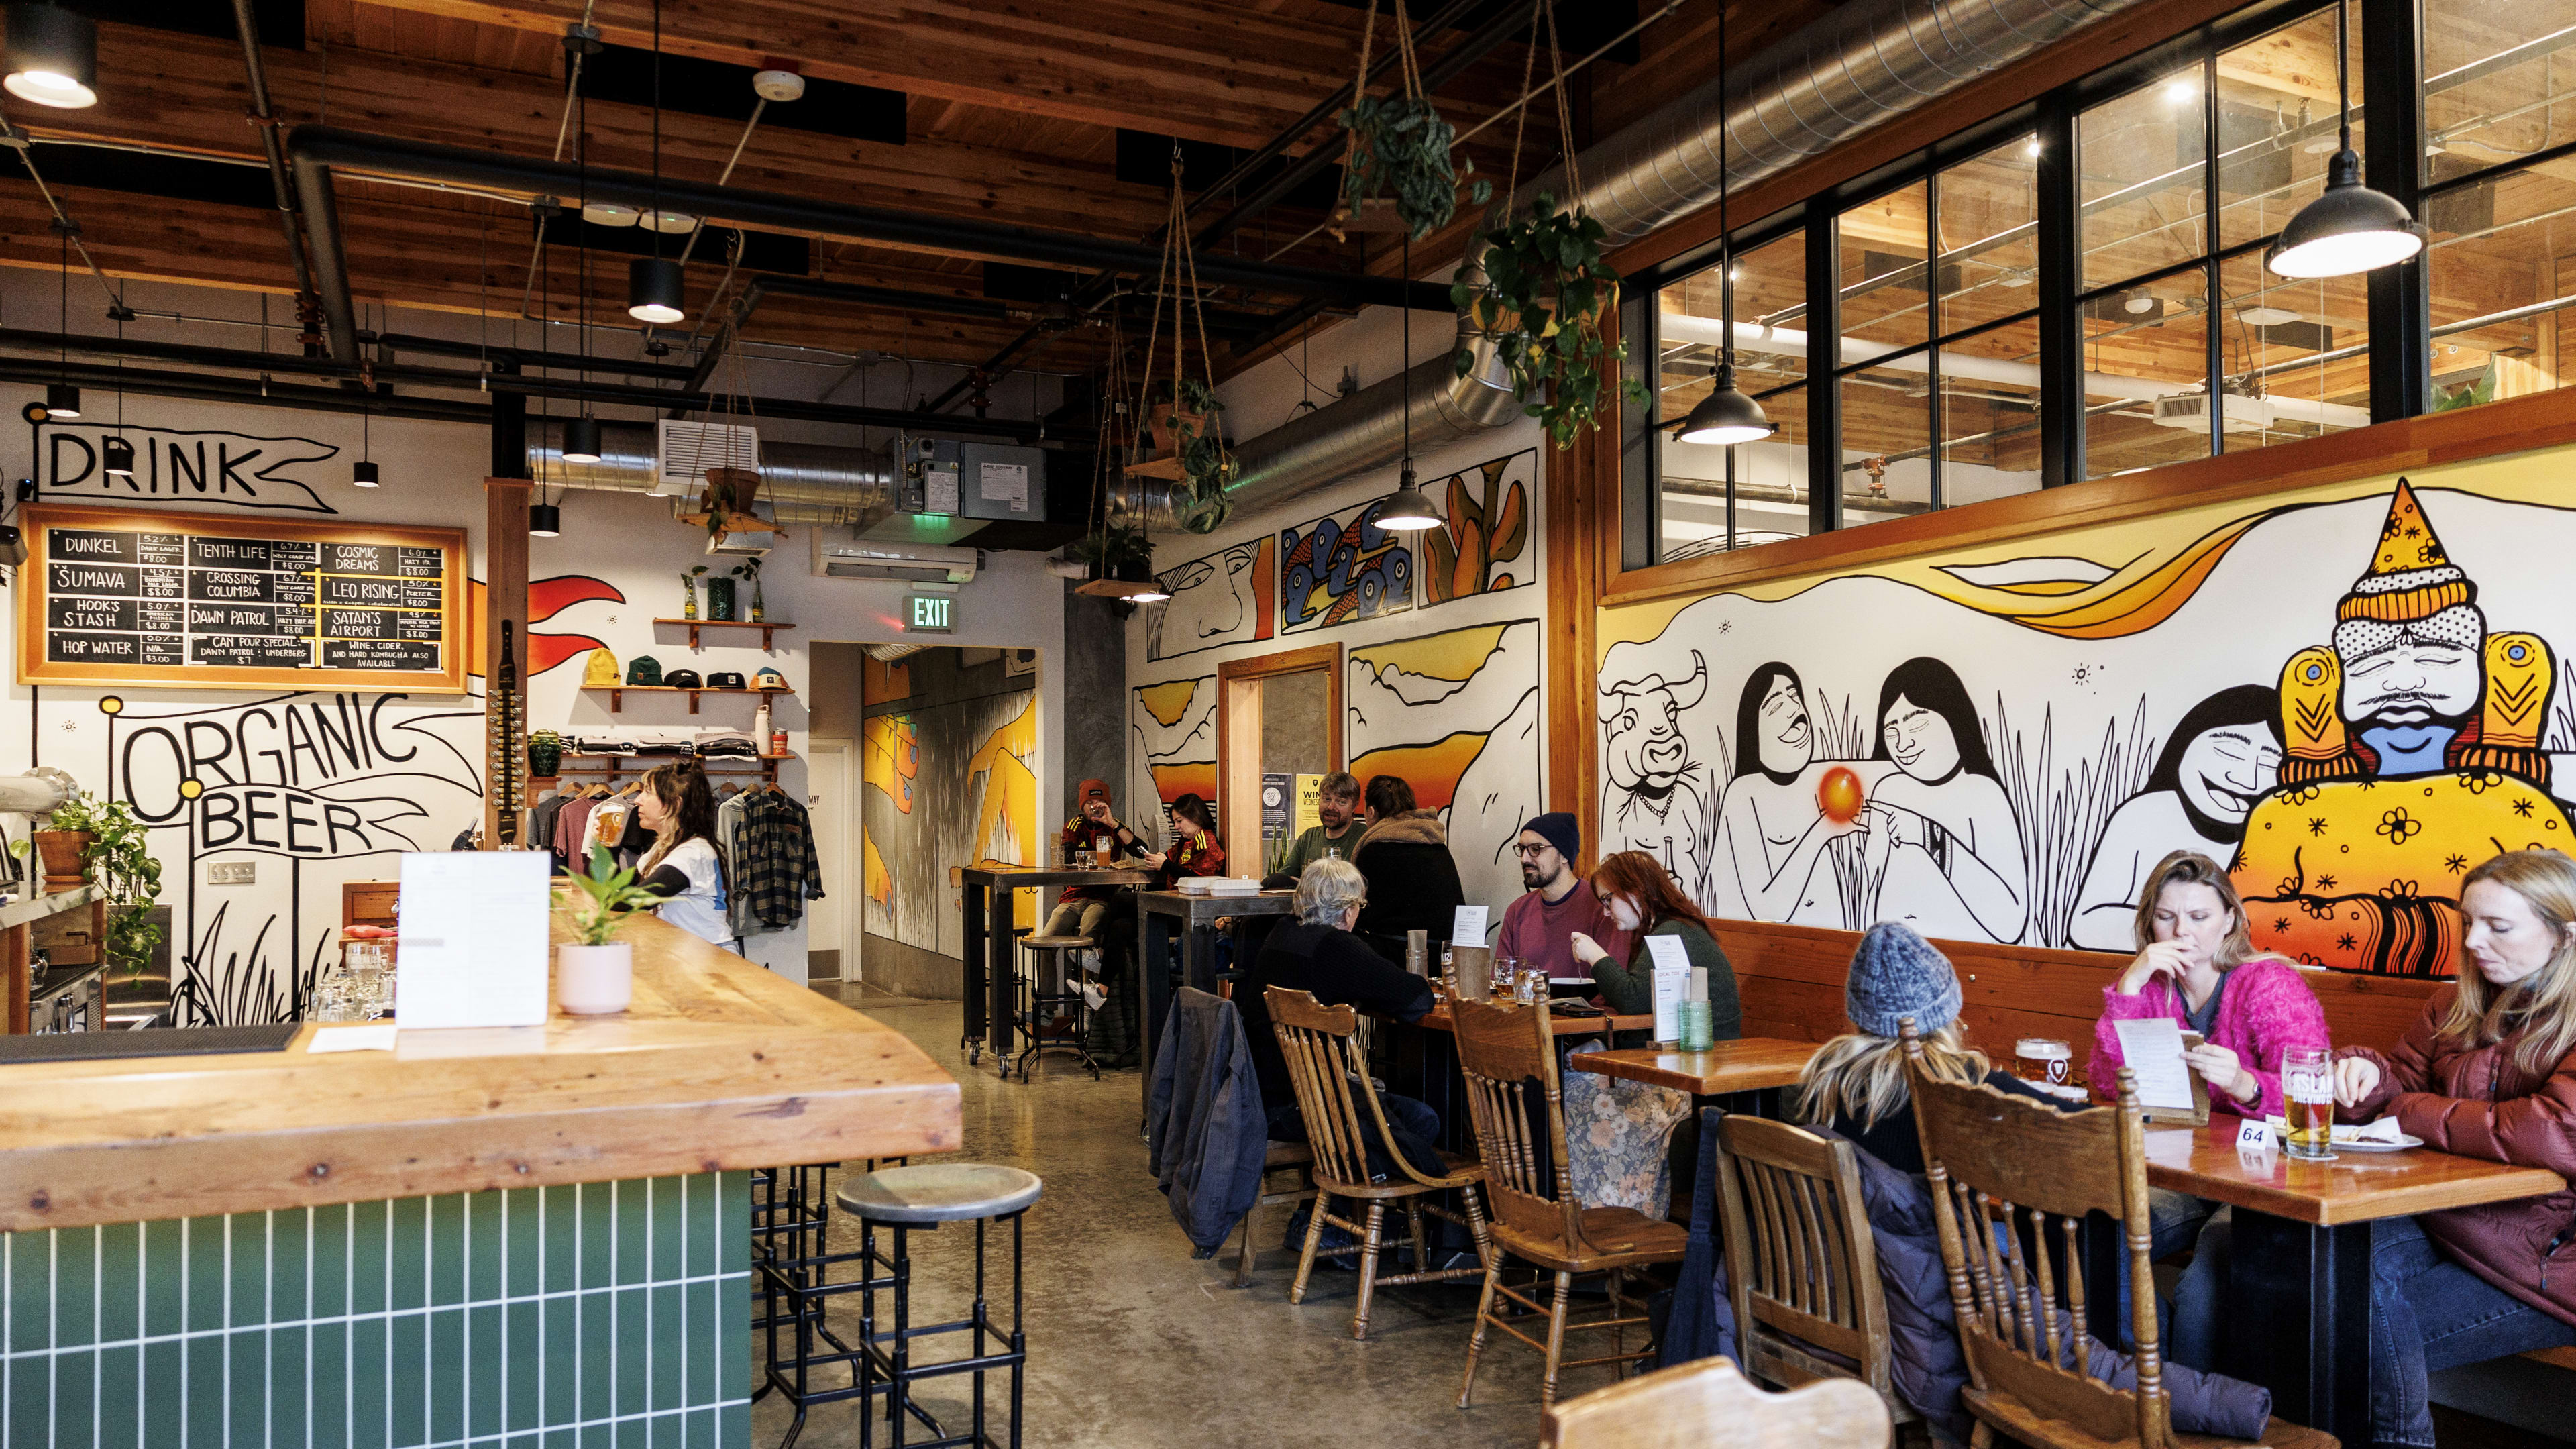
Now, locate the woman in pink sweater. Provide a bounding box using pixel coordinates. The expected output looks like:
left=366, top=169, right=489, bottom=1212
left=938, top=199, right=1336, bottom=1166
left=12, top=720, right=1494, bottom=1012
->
left=2090, top=850, right=2332, bottom=1368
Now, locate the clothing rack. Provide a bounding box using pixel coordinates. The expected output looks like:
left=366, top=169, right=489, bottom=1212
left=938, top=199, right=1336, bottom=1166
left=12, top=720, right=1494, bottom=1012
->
left=536, top=750, right=794, bottom=787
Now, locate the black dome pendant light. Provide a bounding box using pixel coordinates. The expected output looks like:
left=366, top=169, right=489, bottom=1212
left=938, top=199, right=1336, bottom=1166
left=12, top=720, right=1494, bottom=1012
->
left=627, top=0, right=685, bottom=324
left=2266, top=1, right=2424, bottom=279
left=45, top=223, right=78, bottom=418
left=1675, top=0, right=1774, bottom=447
left=1375, top=235, right=1441, bottom=532
left=103, top=299, right=131, bottom=478
left=4, top=2, right=97, bottom=109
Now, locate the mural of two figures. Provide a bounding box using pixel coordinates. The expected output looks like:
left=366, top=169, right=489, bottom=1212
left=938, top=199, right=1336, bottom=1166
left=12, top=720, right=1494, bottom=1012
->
left=1600, top=474, right=2576, bottom=976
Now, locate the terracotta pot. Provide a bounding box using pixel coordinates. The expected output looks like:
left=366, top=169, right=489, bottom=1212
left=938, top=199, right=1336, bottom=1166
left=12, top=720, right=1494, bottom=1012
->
left=1147, top=404, right=1208, bottom=456
left=703, top=466, right=761, bottom=517
left=32, top=830, right=91, bottom=890
left=557, top=942, right=634, bottom=1015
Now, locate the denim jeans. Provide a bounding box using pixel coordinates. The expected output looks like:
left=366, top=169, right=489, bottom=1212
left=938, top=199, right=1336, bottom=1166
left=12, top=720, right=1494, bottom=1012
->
left=2142, top=1188, right=2236, bottom=1371
left=2369, top=1216, right=2576, bottom=1448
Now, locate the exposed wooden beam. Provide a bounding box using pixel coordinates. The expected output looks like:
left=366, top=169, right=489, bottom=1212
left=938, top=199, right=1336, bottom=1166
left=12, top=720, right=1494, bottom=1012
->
left=343, top=0, right=1379, bottom=151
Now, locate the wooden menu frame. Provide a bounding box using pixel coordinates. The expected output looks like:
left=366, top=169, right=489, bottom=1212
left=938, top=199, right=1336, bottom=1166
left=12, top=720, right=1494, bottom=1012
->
left=16, top=504, right=470, bottom=694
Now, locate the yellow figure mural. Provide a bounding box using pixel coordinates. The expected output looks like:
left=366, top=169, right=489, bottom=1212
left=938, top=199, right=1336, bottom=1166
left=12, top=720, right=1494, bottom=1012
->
left=2233, top=482, right=2575, bottom=975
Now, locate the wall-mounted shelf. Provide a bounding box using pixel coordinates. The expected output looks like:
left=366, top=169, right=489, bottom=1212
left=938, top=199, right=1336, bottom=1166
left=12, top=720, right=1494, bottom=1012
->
left=584, top=685, right=793, bottom=715
left=655, top=617, right=795, bottom=651
left=535, top=751, right=796, bottom=786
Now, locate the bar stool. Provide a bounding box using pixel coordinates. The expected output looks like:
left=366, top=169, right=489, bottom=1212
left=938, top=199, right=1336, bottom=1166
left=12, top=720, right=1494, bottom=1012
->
left=1010, top=933, right=1098, bottom=1081
left=837, top=1163, right=1041, bottom=1449
left=751, top=1157, right=910, bottom=1449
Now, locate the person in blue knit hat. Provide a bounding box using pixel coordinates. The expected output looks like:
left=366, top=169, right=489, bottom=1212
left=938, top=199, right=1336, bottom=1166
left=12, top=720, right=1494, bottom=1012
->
left=1791, top=922, right=2076, bottom=1173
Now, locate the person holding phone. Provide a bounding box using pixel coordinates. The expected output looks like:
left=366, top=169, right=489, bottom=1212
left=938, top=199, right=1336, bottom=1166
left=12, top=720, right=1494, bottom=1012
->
left=2329, top=849, right=2576, bottom=1449
left=2088, top=850, right=2330, bottom=1368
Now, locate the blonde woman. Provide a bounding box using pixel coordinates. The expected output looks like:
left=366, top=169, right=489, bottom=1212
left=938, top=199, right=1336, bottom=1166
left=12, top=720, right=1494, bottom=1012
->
left=633, top=764, right=731, bottom=947
left=2333, top=849, right=2576, bottom=1449
left=1793, top=922, right=2069, bottom=1174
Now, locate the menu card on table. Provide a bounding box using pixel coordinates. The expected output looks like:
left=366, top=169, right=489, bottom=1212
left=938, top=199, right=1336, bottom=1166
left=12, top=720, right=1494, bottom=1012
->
left=1450, top=904, right=1488, bottom=946
left=395, top=851, right=551, bottom=1029
left=2110, top=1017, right=2212, bottom=1123
left=1645, top=933, right=1692, bottom=1042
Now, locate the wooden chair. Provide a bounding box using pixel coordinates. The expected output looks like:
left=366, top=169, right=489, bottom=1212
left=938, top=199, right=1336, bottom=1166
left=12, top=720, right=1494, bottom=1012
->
left=1898, top=1026, right=2337, bottom=1449
left=1266, top=987, right=1494, bottom=1338
left=1228, top=1139, right=1316, bottom=1289
left=1451, top=997, right=1690, bottom=1409
left=1542, top=1356, right=1893, bottom=1449
left=1713, top=1112, right=1919, bottom=1435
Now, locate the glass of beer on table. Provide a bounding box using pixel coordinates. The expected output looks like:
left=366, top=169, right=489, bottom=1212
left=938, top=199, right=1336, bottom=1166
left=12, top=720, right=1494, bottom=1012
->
left=2284, top=1047, right=2337, bottom=1159
left=2015, top=1038, right=2072, bottom=1086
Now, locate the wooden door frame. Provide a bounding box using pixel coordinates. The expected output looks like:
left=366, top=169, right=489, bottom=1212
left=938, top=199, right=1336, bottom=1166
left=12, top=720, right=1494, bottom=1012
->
left=1215, top=642, right=1344, bottom=871
left=806, top=736, right=855, bottom=983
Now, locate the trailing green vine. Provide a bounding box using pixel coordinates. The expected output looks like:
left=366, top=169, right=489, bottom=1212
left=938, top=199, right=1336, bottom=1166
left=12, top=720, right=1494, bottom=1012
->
left=1338, top=93, right=1487, bottom=241
left=25, top=795, right=164, bottom=979
left=1454, top=193, right=1645, bottom=447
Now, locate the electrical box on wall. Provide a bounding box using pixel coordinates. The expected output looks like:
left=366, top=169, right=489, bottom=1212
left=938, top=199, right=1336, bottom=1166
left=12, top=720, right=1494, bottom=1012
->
left=880, top=436, right=1047, bottom=540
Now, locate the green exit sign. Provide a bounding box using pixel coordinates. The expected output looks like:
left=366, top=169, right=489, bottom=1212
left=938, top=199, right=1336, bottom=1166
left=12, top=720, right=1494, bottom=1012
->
left=905, top=592, right=955, bottom=633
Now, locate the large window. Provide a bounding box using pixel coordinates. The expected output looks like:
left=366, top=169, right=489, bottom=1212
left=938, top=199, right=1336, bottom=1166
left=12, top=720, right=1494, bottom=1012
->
left=1628, top=0, right=2557, bottom=565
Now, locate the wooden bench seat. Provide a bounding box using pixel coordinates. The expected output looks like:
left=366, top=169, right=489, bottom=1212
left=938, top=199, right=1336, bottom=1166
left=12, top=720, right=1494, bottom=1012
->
left=1707, top=920, right=2443, bottom=1077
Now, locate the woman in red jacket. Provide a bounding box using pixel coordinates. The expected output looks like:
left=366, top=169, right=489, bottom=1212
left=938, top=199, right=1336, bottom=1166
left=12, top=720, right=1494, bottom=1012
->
left=2332, top=848, right=2576, bottom=1448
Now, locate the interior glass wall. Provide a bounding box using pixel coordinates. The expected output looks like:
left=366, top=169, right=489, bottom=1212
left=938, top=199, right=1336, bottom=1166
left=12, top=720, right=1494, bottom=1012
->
left=1654, top=231, right=1809, bottom=559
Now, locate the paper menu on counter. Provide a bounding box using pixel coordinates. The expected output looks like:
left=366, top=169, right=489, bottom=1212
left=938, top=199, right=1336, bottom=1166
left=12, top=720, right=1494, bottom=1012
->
left=1450, top=904, right=1488, bottom=945
left=1645, top=934, right=1691, bottom=1041
left=2110, top=1017, right=2202, bottom=1116
left=395, top=851, right=551, bottom=1030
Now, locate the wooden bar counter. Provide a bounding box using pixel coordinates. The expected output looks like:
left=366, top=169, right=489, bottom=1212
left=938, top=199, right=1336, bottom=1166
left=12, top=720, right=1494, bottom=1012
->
left=0, top=911, right=959, bottom=1448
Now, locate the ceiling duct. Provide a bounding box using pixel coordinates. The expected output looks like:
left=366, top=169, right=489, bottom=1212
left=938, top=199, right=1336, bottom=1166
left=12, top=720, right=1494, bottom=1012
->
left=529, top=419, right=895, bottom=524
left=1120, top=0, right=2155, bottom=530
left=863, top=643, right=931, bottom=662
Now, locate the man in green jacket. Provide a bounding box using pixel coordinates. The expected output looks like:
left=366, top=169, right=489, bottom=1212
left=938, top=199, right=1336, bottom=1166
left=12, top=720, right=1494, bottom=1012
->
left=1267, top=771, right=1362, bottom=886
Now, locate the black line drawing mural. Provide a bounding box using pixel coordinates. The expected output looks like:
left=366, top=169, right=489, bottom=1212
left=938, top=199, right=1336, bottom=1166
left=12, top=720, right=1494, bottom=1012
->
left=1596, top=647, right=1714, bottom=899
left=37, top=424, right=342, bottom=513
left=2067, top=685, right=2280, bottom=949
left=1144, top=536, right=1275, bottom=663
left=1860, top=657, right=2030, bottom=944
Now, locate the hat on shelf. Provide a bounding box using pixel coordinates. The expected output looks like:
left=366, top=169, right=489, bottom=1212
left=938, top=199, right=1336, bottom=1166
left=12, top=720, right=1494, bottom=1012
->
left=627, top=655, right=664, bottom=686
left=583, top=648, right=621, bottom=686
left=707, top=671, right=747, bottom=690
left=753, top=666, right=788, bottom=690
left=663, top=669, right=704, bottom=690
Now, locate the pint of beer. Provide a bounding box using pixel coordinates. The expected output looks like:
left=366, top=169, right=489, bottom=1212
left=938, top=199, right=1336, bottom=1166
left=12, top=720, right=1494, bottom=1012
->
left=2015, top=1038, right=2073, bottom=1085
left=2284, top=1047, right=2337, bottom=1159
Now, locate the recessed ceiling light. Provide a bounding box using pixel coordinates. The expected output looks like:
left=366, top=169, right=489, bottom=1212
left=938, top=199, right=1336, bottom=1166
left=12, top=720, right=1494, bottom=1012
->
left=2124, top=294, right=2158, bottom=315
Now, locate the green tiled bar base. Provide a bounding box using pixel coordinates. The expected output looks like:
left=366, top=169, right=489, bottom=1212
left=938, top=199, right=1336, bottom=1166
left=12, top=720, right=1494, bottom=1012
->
left=3, top=1171, right=750, bottom=1448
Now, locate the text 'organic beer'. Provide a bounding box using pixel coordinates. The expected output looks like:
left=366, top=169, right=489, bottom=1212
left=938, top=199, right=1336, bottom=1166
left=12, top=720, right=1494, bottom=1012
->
left=2284, top=1047, right=2337, bottom=1160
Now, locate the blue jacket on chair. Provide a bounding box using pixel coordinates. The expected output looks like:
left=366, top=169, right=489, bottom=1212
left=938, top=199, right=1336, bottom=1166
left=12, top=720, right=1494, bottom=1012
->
left=1146, top=987, right=1270, bottom=1256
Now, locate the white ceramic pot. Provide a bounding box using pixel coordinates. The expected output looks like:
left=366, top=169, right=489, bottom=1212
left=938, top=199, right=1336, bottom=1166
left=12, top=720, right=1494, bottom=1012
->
left=557, top=942, right=634, bottom=1015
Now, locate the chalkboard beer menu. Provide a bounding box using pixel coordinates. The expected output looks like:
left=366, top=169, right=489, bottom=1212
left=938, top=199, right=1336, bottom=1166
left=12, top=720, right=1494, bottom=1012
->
left=17, top=505, right=468, bottom=692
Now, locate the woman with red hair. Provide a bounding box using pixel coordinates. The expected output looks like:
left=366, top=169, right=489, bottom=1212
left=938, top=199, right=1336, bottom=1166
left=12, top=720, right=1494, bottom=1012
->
left=1573, top=849, right=1741, bottom=1042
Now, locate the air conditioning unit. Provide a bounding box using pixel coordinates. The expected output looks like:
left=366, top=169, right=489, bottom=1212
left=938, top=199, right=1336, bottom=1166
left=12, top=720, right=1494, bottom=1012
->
left=2152, top=390, right=2276, bottom=435
left=812, top=535, right=981, bottom=583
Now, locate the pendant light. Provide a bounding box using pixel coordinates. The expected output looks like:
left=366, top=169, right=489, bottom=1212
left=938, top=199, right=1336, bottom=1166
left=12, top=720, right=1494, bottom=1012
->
left=1676, top=0, right=1774, bottom=447
left=564, top=84, right=604, bottom=464
left=528, top=499, right=562, bottom=537
left=101, top=435, right=133, bottom=478
left=4, top=2, right=97, bottom=109
left=2266, top=1, right=2423, bottom=279
left=44, top=382, right=79, bottom=419
left=625, top=0, right=685, bottom=324
left=561, top=415, right=603, bottom=464
left=1376, top=235, right=1440, bottom=532
left=353, top=366, right=378, bottom=487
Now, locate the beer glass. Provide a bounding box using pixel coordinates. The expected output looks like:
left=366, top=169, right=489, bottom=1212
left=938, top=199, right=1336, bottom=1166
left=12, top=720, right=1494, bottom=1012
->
left=2015, top=1038, right=2072, bottom=1086
left=2284, top=1047, right=2337, bottom=1160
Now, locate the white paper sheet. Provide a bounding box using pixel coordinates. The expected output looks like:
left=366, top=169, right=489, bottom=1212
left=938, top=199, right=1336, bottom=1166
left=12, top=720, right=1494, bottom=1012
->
left=2111, top=1016, right=2198, bottom=1112
left=1450, top=904, right=1488, bottom=945
left=306, top=1024, right=398, bottom=1053
left=395, top=851, right=552, bottom=1029
left=1646, top=934, right=1691, bottom=1041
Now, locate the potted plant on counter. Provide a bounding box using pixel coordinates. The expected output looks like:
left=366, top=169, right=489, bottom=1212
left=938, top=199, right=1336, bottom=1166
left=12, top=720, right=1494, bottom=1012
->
left=16, top=794, right=164, bottom=977
left=557, top=845, right=665, bottom=1015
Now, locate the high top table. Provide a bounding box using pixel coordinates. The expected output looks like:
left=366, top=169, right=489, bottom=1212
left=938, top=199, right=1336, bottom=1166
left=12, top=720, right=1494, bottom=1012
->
left=956, top=864, right=1152, bottom=1064
left=2125, top=1116, right=2565, bottom=1446
left=1134, top=888, right=1296, bottom=1118
left=0, top=911, right=958, bottom=1448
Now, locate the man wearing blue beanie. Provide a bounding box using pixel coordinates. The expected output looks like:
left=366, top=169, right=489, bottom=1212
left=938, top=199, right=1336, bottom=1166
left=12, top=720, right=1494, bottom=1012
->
left=1496, top=812, right=1631, bottom=983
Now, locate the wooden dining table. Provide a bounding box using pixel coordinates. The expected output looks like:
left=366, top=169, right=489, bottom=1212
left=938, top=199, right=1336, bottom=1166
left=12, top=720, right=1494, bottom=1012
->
left=1372, top=998, right=1648, bottom=1153
left=2116, top=1116, right=2566, bottom=1445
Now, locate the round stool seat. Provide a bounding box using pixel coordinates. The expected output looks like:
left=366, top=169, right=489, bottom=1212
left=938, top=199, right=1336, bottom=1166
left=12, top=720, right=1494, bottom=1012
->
left=837, top=1163, right=1043, bottom=1224
left=1021, top=933, right=1093, bottom=951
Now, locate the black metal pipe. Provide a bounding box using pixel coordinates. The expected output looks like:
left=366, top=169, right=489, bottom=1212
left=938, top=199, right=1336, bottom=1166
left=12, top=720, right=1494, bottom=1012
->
left=488, top=359, right=526, bottom=480
left=285, top=127, right=1452, bottom=343
left=369, top=330, right=698, bottom=381
left=290, top=142, right=361, bottom=364
left=231, top=0, right=318, bottom=347
left=0, top=357, right=490, bottom=423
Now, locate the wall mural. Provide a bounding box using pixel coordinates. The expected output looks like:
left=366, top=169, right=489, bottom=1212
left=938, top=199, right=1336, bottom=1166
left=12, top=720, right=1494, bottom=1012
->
left=1347, top=619, right=1543, bottom=938
left=35, top=423, right=345, bottom=514
left=1281, top=498, right=1415, bottom=635
left=1419, top=449, right=1534, bottom=606
left=1129, top=676, right=1216, bottom=822
left=1598, top=460, right=2576, bottom=977
left=1277, top=448, right=1536, bottom=637
left=1146, top=536, right=1277, bottom=662
left=859, top=690, right=1038, bottom=954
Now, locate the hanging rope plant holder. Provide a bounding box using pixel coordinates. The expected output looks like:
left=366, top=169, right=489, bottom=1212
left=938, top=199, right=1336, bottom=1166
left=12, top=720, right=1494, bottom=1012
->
left=1122, top=153, right=1239, bottom=535
left=1075, top=299, right=1163, bottom=598
left=1333, top=0, right=1488, bottom=241
left=1451, top=0, right=1646, bottom=447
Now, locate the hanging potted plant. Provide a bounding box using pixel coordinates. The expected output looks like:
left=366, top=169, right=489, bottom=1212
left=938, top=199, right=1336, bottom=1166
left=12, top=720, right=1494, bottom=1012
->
left=1068, top=523, right=1166, bottom=599
left=1334, top=0, right=1489, bottom=242
left=557, top=845, right=665, bottom=1014
left=1167, top=389, right=1237, bottom=533
left=1453, top=192, right=1645, bottom=447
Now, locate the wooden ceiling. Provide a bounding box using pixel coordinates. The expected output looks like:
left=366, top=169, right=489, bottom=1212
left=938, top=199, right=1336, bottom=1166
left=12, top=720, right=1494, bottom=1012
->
left=0, top=0, right=1828, bottom=394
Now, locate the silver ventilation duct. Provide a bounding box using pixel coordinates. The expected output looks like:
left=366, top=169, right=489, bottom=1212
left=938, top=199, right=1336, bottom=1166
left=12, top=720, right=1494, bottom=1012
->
left=1120, top=0, right=2149, bottom=529
left=863, top=644, right=930, bottom=662
left=1535, top=0, right=2153, bottom=247
left=527, top=419, right=898, bottom=524
left=1110, top=313, right=1518, bottom=532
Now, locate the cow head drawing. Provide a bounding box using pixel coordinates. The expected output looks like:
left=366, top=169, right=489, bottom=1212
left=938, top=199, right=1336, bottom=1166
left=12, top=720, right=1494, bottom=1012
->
left=1599, top=650, right=1707, bottom=793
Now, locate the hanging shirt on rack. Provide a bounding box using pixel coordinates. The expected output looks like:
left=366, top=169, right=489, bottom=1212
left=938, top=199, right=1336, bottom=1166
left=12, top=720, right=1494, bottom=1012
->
left=717, top=788, right=759, bottom=941
left=737, top=788, right=824, bottom=930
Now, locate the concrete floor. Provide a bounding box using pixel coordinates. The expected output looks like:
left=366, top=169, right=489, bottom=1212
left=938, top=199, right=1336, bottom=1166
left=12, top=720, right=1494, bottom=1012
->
left=749, top=989, right=1578, bottom=1449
